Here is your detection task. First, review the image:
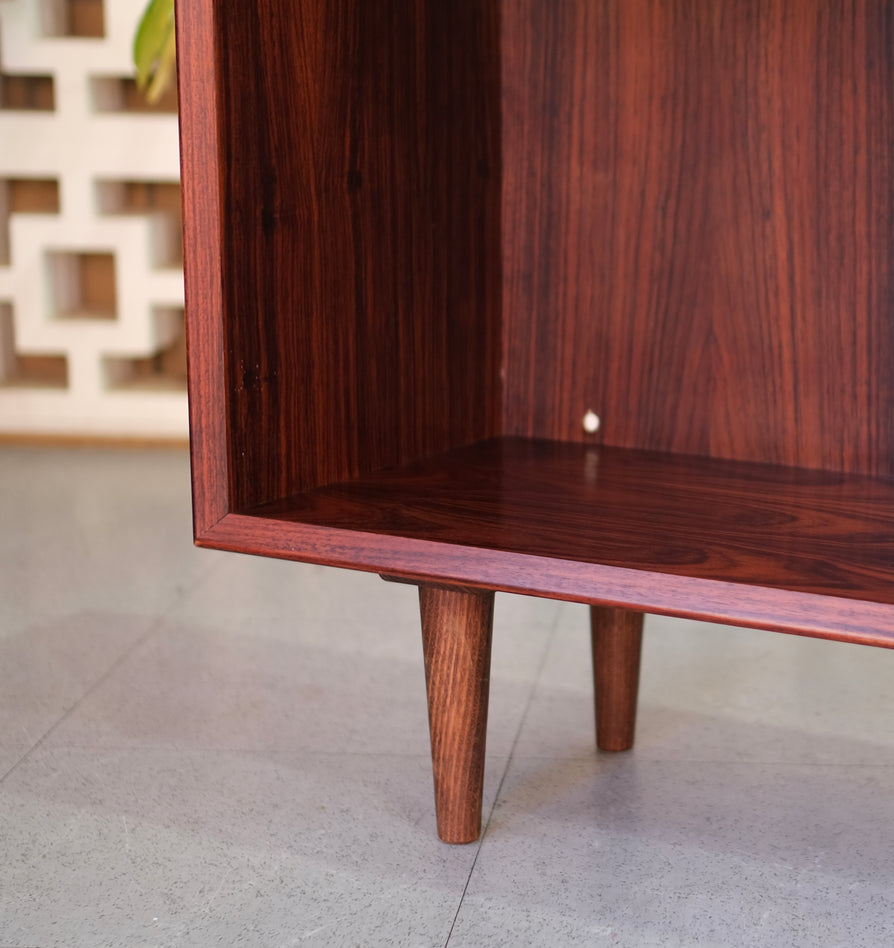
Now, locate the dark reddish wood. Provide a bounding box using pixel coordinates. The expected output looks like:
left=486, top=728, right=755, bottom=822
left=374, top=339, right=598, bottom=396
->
left=204, top=0, right=501, bottom=511
left=591, top=606, right=644, bottom=752
left=178, top=1, right=893, bottom=622
left=249, top=439, right=894, bottom=606
left=174, top=0, right=228, bottom=534
left=177, top=0, right=894, bottom=845
left=501, top=0, right=894, bottom=477
left=194, top=438, right=894, bottom=647
left=418, top=584, right=494, bottom=844
left=201, top=509, right=894, bottom=647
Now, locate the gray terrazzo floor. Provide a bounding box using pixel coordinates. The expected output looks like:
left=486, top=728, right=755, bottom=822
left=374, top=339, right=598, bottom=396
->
left=1, top=445, right=892, bottom=947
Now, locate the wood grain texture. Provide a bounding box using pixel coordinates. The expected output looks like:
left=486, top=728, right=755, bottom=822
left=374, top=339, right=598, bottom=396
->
left=174, top=0, right=229, bottom=534
left=591, top=606, right=644, bottom=752
left=200, top=508, right=894, bottom=647
left=501, top=0, right=894, bottom=476
left=251, top=439, right=894, bottom=605
left=199, top=437, right=894, bottom=646
left=210, top=0, right=501, bottom=510
left=178, top=1, right=894, bottom=652
left=419, top=585, right=494, bottom=844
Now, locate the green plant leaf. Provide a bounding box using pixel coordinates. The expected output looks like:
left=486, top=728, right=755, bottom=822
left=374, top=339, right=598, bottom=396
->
left=133, top=0, right=176, bottom=103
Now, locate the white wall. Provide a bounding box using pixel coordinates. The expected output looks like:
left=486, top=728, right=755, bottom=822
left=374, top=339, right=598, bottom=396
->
left=0, top=0, right=187, bottom=438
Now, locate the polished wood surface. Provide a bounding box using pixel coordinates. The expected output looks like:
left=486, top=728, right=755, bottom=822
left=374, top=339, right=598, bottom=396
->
left=178, top=0, right=894, bottom=848
left=591, top=607, right=644, bottom=752
left=419, top=585, right=494, bottom=844
left=202, top=437, right=894, bottom=647
left=202, top=0, right=501, bottom=510
left=175, top=0, right=229, bottom=534
left=201, top=509, right=894, bottom=646
left=502, top=0, right=894, bottom=476
left=250, top=438, right=893, bottom=605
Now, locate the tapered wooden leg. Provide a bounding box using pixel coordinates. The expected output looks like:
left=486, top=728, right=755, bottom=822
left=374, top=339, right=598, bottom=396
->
left=419, top=584, right=495, bottom=844
left=590, top=606, right=644, bottom=752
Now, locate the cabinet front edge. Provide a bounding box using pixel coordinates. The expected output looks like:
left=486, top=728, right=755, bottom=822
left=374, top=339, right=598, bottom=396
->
left=195, top=513, right=894, bottom=648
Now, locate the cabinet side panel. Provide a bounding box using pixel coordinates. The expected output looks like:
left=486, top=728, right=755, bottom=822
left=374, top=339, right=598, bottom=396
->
left=213, top=0, right=501, bottom=509
left=176, top=0, right=229, bottom=533
left=501, top=0, right=894, bottom=476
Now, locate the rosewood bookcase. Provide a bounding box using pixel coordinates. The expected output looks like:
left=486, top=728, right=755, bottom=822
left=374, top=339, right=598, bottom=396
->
left=175, top=0, right=894, bottom=843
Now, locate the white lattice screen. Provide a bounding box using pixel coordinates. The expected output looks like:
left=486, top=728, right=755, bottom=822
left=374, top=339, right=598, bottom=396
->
left=0, top=0, right=187, bottom=438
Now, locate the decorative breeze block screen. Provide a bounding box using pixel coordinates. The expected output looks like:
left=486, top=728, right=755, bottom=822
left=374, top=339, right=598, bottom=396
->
left=0, top=0, right=187, bottom=438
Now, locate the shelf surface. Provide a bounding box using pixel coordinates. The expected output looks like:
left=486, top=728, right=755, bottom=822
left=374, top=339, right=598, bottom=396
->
left=229, top=438, right=893, bottom=638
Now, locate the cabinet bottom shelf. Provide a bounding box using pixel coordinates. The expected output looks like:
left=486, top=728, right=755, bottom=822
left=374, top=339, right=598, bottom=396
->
left=199, top=438, right=894, bottom=647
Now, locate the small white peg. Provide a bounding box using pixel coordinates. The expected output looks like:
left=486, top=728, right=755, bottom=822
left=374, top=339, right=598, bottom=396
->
left=582, top=410, right=600, bottom=434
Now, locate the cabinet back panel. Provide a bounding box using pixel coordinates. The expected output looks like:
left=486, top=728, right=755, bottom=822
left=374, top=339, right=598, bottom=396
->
left=214, top=0, right=501, bottom=509
left=501, top=0, right=894, bottom=476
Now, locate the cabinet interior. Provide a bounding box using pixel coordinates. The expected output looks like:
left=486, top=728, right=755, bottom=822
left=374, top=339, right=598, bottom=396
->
left=178, top=0, right=894, bottom=643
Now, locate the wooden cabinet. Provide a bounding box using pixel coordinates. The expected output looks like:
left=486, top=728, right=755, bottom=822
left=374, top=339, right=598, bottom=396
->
left=176, top=0, right=894, bottom=842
